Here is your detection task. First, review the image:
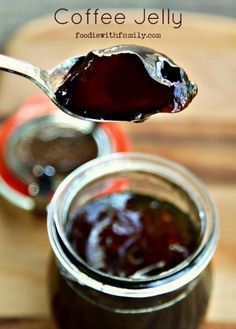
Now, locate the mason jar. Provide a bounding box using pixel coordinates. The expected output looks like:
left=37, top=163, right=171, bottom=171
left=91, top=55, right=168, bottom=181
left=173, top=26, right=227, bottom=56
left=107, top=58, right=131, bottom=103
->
left=0, top=95, right=130, bottom=212
left=47, top=152, right=218, bottom=329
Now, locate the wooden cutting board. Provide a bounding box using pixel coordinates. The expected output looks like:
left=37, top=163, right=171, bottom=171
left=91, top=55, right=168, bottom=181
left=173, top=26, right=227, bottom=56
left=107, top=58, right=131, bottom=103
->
left=0, top=10, right=236, bottom=328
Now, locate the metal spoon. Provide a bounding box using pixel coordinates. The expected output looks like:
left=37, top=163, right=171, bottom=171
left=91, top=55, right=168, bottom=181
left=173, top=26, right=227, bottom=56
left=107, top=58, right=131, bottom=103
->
left=0, top=46, right=197, bottom=123
left=0, top=53, right=94, bottom=133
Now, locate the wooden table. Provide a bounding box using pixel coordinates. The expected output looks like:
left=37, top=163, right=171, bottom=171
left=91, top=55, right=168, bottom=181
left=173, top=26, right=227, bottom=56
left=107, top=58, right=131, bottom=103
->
left=0, top=11, right=236, bottom=328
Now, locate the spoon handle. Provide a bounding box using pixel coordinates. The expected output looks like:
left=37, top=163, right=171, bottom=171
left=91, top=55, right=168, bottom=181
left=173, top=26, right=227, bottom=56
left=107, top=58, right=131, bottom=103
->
left=0, top=54, right=53, bottom=97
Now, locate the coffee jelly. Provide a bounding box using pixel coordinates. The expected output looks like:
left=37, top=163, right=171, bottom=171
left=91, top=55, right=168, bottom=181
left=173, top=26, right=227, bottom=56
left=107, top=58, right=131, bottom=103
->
left=55, top=45, right=197, bottom=122
left=66, top=192, right=200, bottom=278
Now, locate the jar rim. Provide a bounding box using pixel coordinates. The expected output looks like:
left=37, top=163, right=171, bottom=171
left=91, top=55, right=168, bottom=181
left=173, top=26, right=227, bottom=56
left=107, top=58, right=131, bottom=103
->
left=47, top=152, right=218, bottom=298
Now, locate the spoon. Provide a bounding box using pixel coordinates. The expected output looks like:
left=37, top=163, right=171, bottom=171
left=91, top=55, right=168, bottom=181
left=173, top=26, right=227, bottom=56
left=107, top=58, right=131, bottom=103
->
left=0, top=46, right=197, bottom=123
left=0, top=53, right=94, bottom=133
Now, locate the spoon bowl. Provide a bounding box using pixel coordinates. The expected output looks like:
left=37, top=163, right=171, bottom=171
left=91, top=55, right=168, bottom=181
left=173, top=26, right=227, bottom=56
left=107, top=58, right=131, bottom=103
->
left=0, top=53, right=94, bottom=133
left=49, top=56, right=79, bottom=93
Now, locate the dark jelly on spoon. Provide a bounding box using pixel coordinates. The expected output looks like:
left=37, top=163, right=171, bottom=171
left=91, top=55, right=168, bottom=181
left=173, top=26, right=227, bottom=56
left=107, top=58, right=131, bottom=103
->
left=55, top=45, right=198, bottom=122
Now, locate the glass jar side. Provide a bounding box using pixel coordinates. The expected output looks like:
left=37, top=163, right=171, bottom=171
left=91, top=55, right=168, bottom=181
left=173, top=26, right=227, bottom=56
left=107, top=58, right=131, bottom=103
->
left=47, top=153, right=218, bottom=329
left=48, top=256, right=212, bottom=329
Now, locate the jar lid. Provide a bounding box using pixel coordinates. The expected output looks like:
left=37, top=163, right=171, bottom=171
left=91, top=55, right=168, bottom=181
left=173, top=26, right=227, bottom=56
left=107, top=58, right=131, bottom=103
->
left=0, top=95, right=131, bottom=211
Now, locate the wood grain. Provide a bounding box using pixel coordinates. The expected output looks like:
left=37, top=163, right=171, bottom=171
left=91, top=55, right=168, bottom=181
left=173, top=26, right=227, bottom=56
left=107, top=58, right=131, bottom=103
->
left=0, top=11, right=235, bottom=327
left=0, top=319, right=54, bottom=329
left=125, top=122, right=236, bottom=184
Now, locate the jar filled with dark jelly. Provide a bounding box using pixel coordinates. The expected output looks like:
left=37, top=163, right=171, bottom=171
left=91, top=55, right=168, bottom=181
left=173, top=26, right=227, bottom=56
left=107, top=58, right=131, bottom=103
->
left=0, top=95, right=130, bottom=213
left=47, top=153, right=218, bottom=329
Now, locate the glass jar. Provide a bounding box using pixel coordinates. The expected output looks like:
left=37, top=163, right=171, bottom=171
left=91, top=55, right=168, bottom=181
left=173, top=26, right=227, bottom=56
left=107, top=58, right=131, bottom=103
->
left=0, top=95, right=131, bottom=212
left=47, top=153, right=218, bottom=329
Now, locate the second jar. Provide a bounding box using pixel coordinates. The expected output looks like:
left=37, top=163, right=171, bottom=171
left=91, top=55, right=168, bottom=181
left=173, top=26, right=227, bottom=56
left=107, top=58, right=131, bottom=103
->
left=47, top=153, right=218, bottom=329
